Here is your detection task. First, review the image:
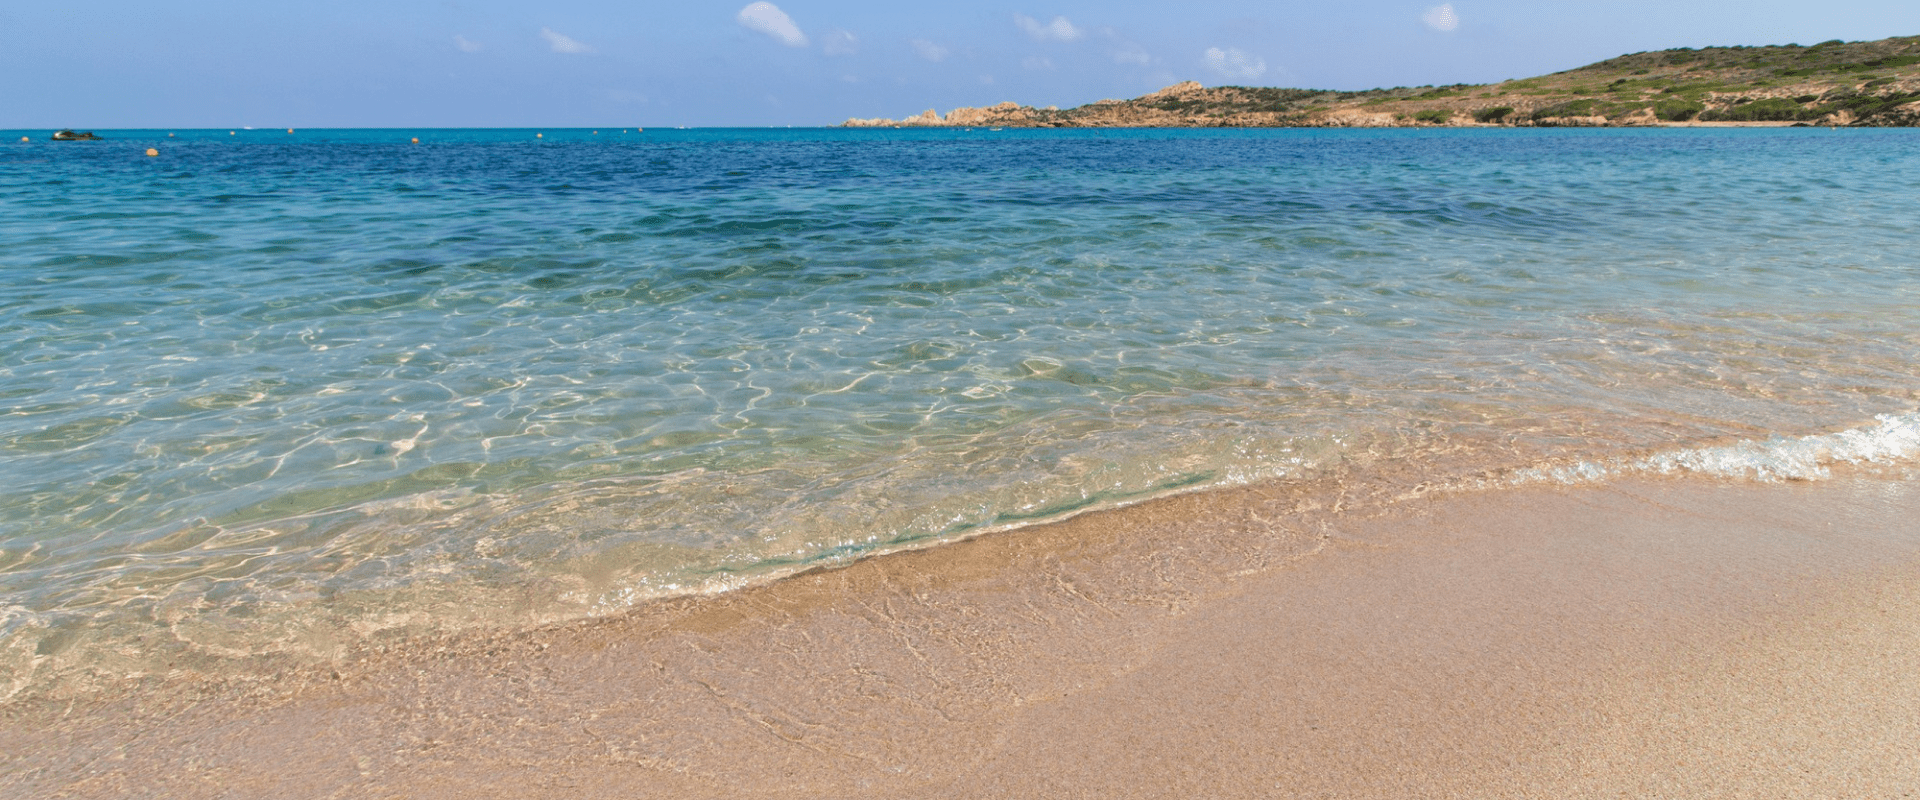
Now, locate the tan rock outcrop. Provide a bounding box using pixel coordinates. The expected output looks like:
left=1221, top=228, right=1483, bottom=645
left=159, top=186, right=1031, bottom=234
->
left=843, top=101, right=1045, bottom=128
left=1143, top=81, right=1205, bottom=99
left=943, top=102, right=1035, bottom=126
left=1530, top=115, right=1610, bottom=127
left=1814, top=109, right=1858, bottom=126
left=1315, top=109, right=1400, bottom=127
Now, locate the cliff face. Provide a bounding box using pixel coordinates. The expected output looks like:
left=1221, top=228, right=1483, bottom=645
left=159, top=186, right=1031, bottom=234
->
left=843, top=36, right=1920, bottom=128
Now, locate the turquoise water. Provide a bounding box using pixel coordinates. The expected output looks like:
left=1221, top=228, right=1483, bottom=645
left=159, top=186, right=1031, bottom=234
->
left=4, top=127, right=1919, bottom=699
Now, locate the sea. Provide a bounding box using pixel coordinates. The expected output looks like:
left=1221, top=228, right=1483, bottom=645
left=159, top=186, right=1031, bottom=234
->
left=3, top=126, right=1917, bottom=703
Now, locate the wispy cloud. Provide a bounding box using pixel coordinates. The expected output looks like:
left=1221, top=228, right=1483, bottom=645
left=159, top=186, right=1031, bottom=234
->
left=1103, top=28, right=1153, bottom=66
left=1014, top=14, right=1083, bottom=42
left=737, top=2, right=809, bottom=47
left=453, top=35, right=483, bottom=53
left=1023, top=56, right=1055, bottom=70
left=1204, top=47, right=1266, bottom=80
left=1422, top=4, right=1460, bottom=32
left=911, top=39, right=950, bottom=62
left=822, top=29, right=858, bottom=57
left=541, top=28, right=595, bottom=54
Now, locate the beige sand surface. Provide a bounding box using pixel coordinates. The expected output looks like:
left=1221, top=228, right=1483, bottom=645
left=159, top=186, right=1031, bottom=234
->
left=6, top=473, right=1919, bottom=798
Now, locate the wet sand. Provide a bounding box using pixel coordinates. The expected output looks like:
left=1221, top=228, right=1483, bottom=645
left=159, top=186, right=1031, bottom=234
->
left=6, top=472, right=1920, bottom=798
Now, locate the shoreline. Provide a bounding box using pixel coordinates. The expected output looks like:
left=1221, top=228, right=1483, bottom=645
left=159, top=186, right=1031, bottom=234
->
left=845, top=38, right=1920, bottom=130
left=7, top=468, right=1919, bottom=797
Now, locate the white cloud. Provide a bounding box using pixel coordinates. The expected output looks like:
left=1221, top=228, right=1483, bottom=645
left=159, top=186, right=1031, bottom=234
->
left=1422, top=4, right=1460, bottom=32
left=1014, top=14, right=1084, bottom=42
left=1023, top=56, right=1055, bottom=70
left=737, top=2, right=809, bottom=47
left=822, top=29, right=858, bottom=56
left=1103, top=29, right=1153, bottom=66
left=911, top=39, right=950, bottom=62
left=541, top=28, right=595, bottom=54
left=1204, top=47, right=1266, bottom=80
left=454, top=35, right=483, bottom=53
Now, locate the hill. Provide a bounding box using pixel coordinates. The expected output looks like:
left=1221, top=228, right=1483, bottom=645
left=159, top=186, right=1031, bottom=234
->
left=844, top=35, right=1920, bottom=128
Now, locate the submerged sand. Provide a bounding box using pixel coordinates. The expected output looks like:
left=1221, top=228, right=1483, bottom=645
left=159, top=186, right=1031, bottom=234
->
left=6, top=471, right=1919, bottom=798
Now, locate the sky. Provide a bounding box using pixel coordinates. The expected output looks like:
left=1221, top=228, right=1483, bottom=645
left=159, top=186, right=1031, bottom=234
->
left=6, top=1, right=1919, bottom=128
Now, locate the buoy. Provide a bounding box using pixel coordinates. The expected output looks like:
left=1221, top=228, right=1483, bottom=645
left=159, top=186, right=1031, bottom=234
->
left=230, top=131, right=236, bottom=136
left=287, top=128, right=294, bottom=133
left=146, top=148, right=159, bottom=157
left=168, top=133, right=176, bottom=137
left=536, top=132, right=543, bottom=138
left=411, top=137, right=419, bottom=143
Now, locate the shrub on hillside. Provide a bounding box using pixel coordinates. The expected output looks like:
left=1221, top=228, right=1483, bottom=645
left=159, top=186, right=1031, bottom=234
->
left=1817, top=90, right=1920, bottom=118
left=1654, top=99, right=1706, bottom=121
left=1529, top=99, right=1598, bottom=120
left=1699, top=97, right=1820, bottom=121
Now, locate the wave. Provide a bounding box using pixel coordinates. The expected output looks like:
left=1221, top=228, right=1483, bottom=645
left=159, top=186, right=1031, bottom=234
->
left=1508, top=411, right=1920, bottom=486
left=6, top=408, right=1920, bottom=707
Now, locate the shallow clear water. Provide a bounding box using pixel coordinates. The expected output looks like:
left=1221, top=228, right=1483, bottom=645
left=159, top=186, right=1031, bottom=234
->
left=3, top=127, right=1918, bottom=699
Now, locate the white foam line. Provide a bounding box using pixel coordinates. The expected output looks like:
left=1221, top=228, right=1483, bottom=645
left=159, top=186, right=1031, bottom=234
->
left=1518, top=411, right=1920, bottom=485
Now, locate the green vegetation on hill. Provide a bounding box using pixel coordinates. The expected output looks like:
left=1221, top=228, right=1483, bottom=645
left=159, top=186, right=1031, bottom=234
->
left=845, top=35, right=1920, bottom=128
left=1044, top=35, right=1920, bottom=127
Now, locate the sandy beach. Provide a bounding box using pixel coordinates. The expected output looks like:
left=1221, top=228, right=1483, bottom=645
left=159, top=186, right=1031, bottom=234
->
left=10, top=18, right=1920, bottom=797
left=6, top=468, right=1918, bottom=798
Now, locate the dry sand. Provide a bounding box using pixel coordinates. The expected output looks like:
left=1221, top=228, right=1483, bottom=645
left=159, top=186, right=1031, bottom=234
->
left=6, top=472, right=1919, bottom=798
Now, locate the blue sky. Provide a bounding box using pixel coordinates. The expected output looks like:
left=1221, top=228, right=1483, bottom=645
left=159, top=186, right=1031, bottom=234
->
left=6, top=1, right=1918, bottom=127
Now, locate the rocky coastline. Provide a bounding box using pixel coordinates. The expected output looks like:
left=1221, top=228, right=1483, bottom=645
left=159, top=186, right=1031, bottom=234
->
left=844, top=36, right=1920, bottom=129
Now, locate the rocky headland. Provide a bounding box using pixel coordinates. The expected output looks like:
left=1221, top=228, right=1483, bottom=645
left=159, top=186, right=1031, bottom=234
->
left=844, top=35, right=1920, bottom=128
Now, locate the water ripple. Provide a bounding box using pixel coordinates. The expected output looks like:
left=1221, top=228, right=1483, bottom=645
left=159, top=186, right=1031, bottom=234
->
left=2, top=128, right=1918, bottom=700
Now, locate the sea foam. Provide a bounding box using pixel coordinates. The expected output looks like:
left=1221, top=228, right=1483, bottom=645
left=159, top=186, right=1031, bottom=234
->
left=1515, top=411, right=1920, bottom=486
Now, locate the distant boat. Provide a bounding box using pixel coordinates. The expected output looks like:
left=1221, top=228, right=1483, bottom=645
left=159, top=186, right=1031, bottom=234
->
left=51, top=129, right=102, bottom=141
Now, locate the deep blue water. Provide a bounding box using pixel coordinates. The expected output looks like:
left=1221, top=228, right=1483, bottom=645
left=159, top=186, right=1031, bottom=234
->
left=3, top=127, right=1918, bottom=699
